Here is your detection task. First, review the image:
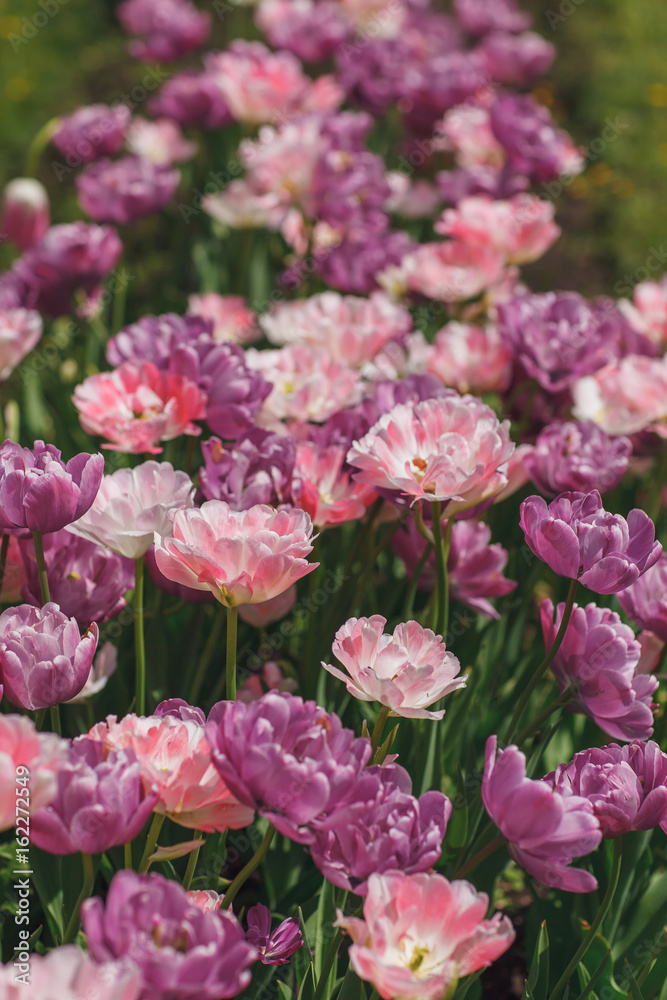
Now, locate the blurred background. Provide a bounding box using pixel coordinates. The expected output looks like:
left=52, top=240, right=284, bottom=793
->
left=1, top=0, right=666, bottom=299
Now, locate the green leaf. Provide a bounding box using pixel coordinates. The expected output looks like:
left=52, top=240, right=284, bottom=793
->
left=445, top=765, right=469, bottom=852
left=337, top=963, right=367, bottom=1000
left=624, top=959, right=645, bottom=1000
left=30, top=849, right=64, bottom=942
left=300, top=964, right=316, bottom=1000
left=574, top=947, right=611, bottom=1000
left=614, top=870, right=667, bottom=961
left=277, top=982, right=294, bottom=1000
left=295, top=907, right=314, bottom=984
left=524, top=921, right=549, bottom=1000
left=313, top=879, right=337, bottom=979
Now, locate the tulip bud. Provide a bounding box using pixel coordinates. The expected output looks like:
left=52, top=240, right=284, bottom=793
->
left=1, top=178, right=50, bottom=251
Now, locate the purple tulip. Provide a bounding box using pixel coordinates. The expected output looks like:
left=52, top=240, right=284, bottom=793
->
left=52, top=104, right=131, bottom=164
left=393, top=518, right=516, bottom=620
left=0, top=603, right=98, bottom=710
left=0, top=440, right=103, bottom=534
left=309, top=763, right=451, bottom=895
left=20, top=529, right=134, bottom=628
left=436, top=165, right=529, bottom=203
left=154, top=698, right=207, bottom=724
left=29, top=738, right=158, bottom=855
left=106, top=312, right=214, bottom=369
left=117, top=0, right=211, bottom=63
left=206, top=692, right=372, bottom=844
left=548, top=742, right=667, bottom=839
left=477, top=31, right=555, bottom=86
left=260, top=0, right=348, bottom=63
left=107, top=313, right=271, bottom=439
left=617, top=552, right=667, bottom=643
left=482, top=736, right=602, bottom=893
left=82, top=870, right=256, bottom=1000
left=246, top=903, right=303, bottom=966
left=454, top=0, right=530, bottom=35
left=541, top=599, right=657, bottom=741
left=76, top=156, right=180, bottom=225
left=199, top=430, right=297, bottom=509
left=490, top=94, right=583, bottom=183
left=520, top=491, right=662, bottom=594
left=148, top=69, right=232, bottom=129
left=336, top=37, right=412, bottom=116
left=315, top=230, right=414, bottom=296
left=525, top=421, right=632, bottom=497
left=13, top=222, right=123, bottom=317
left=498, top=293, right=633, bottom=394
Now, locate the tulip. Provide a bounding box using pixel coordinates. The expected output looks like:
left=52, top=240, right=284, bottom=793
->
left=1, top=178, right=50, bottom=250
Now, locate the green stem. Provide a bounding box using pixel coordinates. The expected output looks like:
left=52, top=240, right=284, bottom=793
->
left=431, top=503, right=453, bottom=637
left=312, top=928, right=344, bottom=1000
left=0, top=533, right=10, bottom=597
left=25, top=117, right=60, bottom=176
left=62, top=852, right=94, bottom=944
left=134, top=558, right=146, bottom=716
left=515, top=684, right=577, bottom=745
left=182, top=830, right=204, bottom=891
left=455, top=833, right=506, bottom=879
left=549, top=838, right=624, bottom=1000
left=49, top=706, right=62, bottom=735
left=370, top=705, right=391, bottom=757
left=124, top=841, right=133, bottom=870
left=221, top=824, right=276, bottom=909
left=111, top=267, right=128, bottom=335
left=403, top=542, right=433, bottom=621
left=189, top=605, right=225, bottom=706
left=226, top=605, right=238, bottom=701
left=34, top=709, right=46, bottom=731
left=32, top=531, right=51, bottom=603
left=138, top=813, right=166, bottom=874
left=504, top=578, right=578, bottom=744
left=414, top=502, right=434, bottom=545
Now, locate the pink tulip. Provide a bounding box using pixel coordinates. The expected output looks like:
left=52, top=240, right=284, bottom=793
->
left=187, top=293, right=259, bottom=345
left=427, top=322, right=512, bottom=394
left=324, top=616, right=465, bottom=719
left=1, top=178, right=50, bottom=251
left=154, top=501, right=318, bottom=607
left=0, top=945, right=142, bottom=1000
left=126, top=116, right=197, bottom=165
left=336, top=870, right=515, bottom=1000
left=573, top=355, right=667, bottom=438
left=436, top=194, right=560, bottom=265
left=186, top=889, right=223, bottom=913
left=88, top=711, right=254, bottom=833
left=347, top=395, right=514, bottom=513
left=0, top=714, right=65, bottom=831
left=399, top=240, right=506, bottom=302
left=238, top=585, right=297, bottom=628
left=72, top=360, right=207, bottom=454
left=293, top=442, right=377, bottom=528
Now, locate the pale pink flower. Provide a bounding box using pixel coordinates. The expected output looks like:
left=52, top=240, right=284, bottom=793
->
left=347, top=395, right=514, bottom=513
left=435, top=96, right=504, bottom=169
left=0, top=714, right=65, bottom=831
left=238, top=585, right=297, bottom=627
left=324, top=616, right=465, bottom=719
left=336, top=870, right=515, bottom=1000
left=72, top=360, right=207, bottom=454
left=126, top=116, right=197, bottom=164
left=361, top=332, right=432, bottom=383
left=0, top=535, right=26, bottom=604
left=239, top=117, right=326, bottom=209
left=205, top=41, right=341, bottom=125
left=246, top=345, right=361, bottom=425
left=0, top=945, right=142, bottom=1000
left=260, top=291, right=412, bottom=368
left=188, top=293, right=259, bottom=345
left=400, top=241, right=507, bottom=302
left=427, top=322, right=512, bottom=394
left=89, top=712, right=254, bottom=833
left=572, top=355, right=667, bottom=438
left=436, top=194, right=560, bottom=265
left=339, top=0, right=405, bottom=35
left=619, top=277, right=667, bottom=348
left=386, top=176, right=441, bottom=220
left=294, top=442, right=377, bottom=528
left=154, top=500, right=317, bottom=606
left=66, top=461, right=195, bottom=559
left=202, top=181, right=287, bottom=229
left=186, top=889, right=223, bottom=913
left=0, top=308, right=42, bottom=382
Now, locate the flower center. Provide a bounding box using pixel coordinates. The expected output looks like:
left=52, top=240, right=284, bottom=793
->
left=409, top=945, right=430, bottom=974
